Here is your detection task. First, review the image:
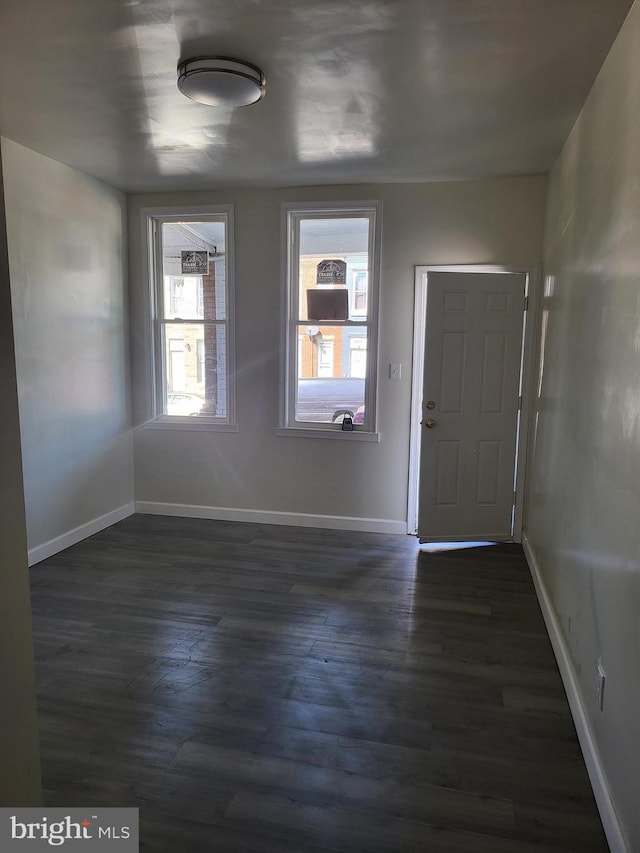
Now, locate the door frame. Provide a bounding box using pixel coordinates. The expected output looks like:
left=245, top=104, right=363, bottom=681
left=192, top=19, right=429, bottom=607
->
left=407, top=264, right=541, bottom=539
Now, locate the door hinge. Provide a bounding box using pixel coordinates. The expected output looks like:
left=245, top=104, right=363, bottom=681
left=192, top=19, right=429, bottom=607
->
left=518, top=395, right=523, bottom=410
left=524, top=296, right=529, bottom=311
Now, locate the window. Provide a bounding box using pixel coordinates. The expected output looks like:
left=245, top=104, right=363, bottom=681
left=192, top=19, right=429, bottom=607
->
left=280, top=202, right=381, bottom=437
left=145, top=206, right=235, bottom=428
left=169, top=277, right=185, bottom=315
left=352, top=270, right=368, bottom=316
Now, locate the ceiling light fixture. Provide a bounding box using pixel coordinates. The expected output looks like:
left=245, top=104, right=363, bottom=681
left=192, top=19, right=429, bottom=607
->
left=177, top=56, right=266, bottom=107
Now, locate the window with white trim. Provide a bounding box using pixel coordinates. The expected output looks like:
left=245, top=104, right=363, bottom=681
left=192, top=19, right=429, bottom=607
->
left=281, top=202, right=381, bottom=436
left=146, top=207, right=235, bottom=427
left=352, top=270, right=368, bottom=315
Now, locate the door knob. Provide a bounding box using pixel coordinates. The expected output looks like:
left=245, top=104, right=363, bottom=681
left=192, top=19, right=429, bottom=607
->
left=424, top=418, right=437, bottom=429
left=426, top=400, right=436, bottom=410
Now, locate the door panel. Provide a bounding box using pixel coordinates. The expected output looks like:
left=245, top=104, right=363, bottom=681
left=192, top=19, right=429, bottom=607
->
left=418, top=271, right=525, bottom=542
left=440, top=332, right=465, bottom=412
left=435, top=441, right=461, bottom=505
left=480, top=333, right=507, bottom=412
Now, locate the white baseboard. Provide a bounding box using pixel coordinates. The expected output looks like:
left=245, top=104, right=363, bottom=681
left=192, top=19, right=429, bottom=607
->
left=522, top=533, right=628, bottom=853
left=28, top=502, right=136, bottom=567
left=135, top=501, right=408, bottom=536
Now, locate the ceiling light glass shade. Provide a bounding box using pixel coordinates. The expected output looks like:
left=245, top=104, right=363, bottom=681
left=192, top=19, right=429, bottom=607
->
left=177, top=57, right=265, bottom=107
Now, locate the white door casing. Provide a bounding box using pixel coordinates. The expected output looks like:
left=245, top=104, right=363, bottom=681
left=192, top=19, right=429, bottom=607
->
left=408, top=266, right=538, bottom=542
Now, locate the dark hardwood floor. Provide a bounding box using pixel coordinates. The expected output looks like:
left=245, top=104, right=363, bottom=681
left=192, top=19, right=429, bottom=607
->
left=29, top=515, right=609, bottom=852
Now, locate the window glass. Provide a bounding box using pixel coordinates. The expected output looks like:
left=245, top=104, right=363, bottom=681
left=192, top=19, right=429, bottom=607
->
left=283, top=205, right=380, bottom=432
left=162, top=323, right=227, bottom=418
left=149, top=211, right=233, bottom=423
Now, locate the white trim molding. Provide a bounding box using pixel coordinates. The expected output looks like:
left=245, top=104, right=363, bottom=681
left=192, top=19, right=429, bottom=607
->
left=522, top=533, right=629, bottom=853
left=27, top=502, right=136, bottom=566
left=135, top=501, right=407, bottom=536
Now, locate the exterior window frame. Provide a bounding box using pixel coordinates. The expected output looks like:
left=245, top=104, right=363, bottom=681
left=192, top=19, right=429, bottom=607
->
left=351, top=268, right=368, bottom=316
left=278, top=200, right=382, bottom=441
left=143, top=204, right=237, bottom=432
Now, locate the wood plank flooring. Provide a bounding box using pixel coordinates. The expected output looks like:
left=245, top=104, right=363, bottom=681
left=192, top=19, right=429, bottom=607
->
left=29, top=515, right=609, bottom=852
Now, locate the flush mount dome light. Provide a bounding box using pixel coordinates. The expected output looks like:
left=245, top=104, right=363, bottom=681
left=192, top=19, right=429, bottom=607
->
left=177, top=56, right=265, bottom=107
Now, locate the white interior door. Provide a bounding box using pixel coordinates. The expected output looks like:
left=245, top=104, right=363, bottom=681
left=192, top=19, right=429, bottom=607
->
left=418, top=270, right=526, bottom=542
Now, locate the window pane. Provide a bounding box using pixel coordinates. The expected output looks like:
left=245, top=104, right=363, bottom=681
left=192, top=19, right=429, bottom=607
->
left=297, top=218, right=369, bottom=323
left=283, top=203, right=379, bottom=433
left=295, top=377, right=365, bottom=424
left=163, top=323, right=227, bottom=418
left=295, top=325, right=367, bottom=423
left=161, top=222, right=226, bottom=320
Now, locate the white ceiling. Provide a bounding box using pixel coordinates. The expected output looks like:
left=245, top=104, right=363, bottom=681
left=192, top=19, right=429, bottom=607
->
left=0, top=0, right=633, bottom=193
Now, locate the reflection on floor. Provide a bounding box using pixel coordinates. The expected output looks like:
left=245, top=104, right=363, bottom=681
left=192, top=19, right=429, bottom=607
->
left=420, top=541, right=498, bottom=553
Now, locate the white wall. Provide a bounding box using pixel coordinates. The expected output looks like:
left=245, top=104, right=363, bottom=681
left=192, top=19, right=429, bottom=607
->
left=524, top=3, right=640, bottom=850
left=0, top=147, right=41, bottom=804
left=130, top=177, right=546, bottom=529
left=1, top=139, right=134, bottom=561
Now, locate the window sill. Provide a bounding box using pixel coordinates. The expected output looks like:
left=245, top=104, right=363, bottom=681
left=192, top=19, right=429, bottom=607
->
left=276, top=426, right=380, bottom=442
left=144, top=417, right=239, bottom=433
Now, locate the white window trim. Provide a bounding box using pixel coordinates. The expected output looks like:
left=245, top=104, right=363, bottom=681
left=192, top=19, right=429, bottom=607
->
left=141, top=204, right=237, bottom=432
left=278, top=200, right=382, bottom=440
